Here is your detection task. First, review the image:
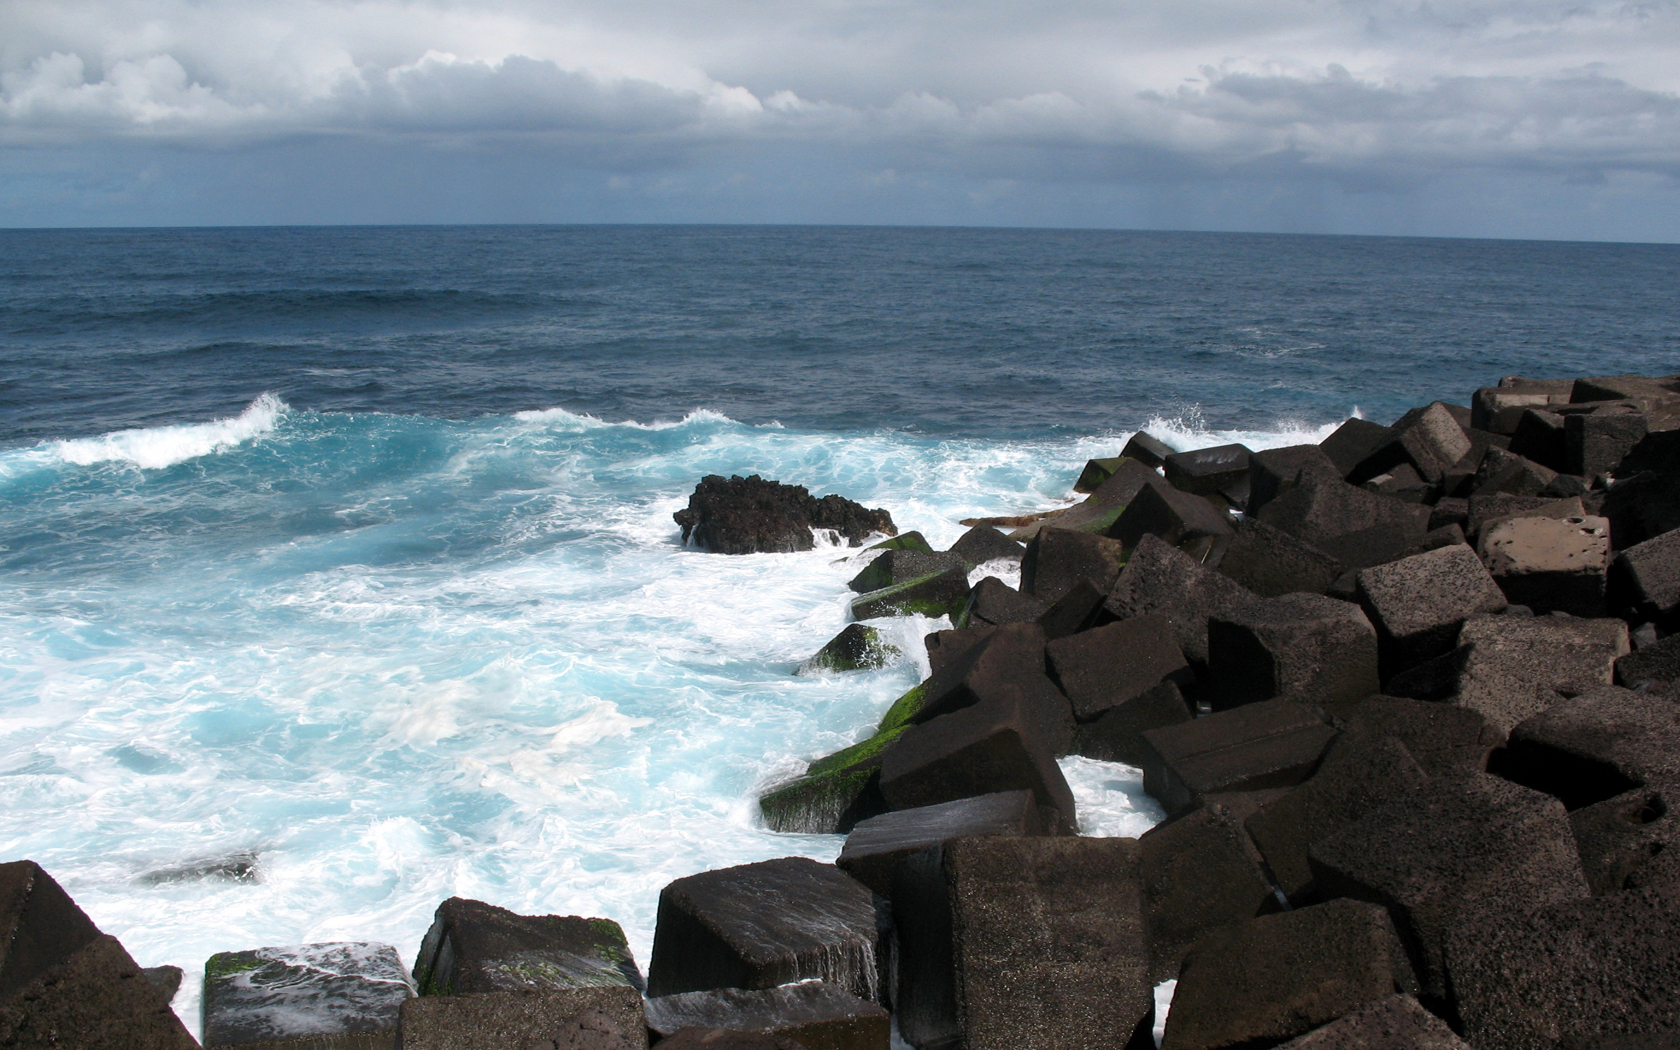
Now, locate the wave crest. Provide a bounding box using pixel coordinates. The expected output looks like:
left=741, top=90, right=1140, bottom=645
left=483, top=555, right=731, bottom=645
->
left=53, top=394, right=287, bottom=470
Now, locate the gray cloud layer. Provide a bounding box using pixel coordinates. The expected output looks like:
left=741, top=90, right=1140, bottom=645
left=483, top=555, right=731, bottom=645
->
left=3, top=0, right=1679, bottom=227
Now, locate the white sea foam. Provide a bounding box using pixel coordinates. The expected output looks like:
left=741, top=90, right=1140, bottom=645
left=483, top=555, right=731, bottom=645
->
left=52, top=394, right=287, bottom=469
left=0, top=405, right=1337, bottom=1036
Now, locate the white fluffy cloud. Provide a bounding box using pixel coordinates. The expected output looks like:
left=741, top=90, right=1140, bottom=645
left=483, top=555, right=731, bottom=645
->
left=3, top=0, right=1680, bottom=185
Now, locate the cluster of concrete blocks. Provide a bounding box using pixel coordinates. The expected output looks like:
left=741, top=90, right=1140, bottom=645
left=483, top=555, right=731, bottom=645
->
left=12, top=372, right=1680, bottom=1049
left=749, top=372, right=1680, bottom=1048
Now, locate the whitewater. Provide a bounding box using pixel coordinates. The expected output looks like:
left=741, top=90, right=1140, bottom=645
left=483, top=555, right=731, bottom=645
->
left=0, top=393, right=1343, bottom=1034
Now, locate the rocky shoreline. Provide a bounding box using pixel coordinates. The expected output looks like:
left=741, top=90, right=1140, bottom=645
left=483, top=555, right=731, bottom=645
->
left=8, top=372, right=1680, bottom=1049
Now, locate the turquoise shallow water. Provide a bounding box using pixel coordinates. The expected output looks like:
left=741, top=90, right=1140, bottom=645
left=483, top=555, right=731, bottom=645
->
left=2, top=223, right=1676, bottom=1035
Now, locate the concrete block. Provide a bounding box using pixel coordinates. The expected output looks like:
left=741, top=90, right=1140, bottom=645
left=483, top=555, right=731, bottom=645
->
left=1207, top=593, right=1380, bottom=710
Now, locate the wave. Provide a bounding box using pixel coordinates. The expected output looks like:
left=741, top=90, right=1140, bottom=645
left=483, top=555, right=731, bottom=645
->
left=51, top=394, right=287, bottom=470
left=1136, top=406, right=1357, bottom=454
left=511, top=405, right=749, bottom=431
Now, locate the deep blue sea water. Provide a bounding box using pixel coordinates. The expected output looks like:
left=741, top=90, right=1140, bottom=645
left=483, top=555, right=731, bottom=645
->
left=1, top=224, right=1677, bottom=1036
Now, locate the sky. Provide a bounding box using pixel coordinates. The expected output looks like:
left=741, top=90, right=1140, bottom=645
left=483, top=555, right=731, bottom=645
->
left=3, top=0, right=1680, bottom=238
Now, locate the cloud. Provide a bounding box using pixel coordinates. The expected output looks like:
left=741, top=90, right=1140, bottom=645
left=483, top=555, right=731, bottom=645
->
left=3, top=0, right=1680, bottom=190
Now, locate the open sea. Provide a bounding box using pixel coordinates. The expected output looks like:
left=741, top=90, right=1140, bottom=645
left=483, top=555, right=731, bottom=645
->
left=1, top=224, right=1677, bottom=1036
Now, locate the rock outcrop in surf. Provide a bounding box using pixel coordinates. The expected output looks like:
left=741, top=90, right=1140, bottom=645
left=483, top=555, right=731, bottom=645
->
left=674, top=474, right=897, bottom=554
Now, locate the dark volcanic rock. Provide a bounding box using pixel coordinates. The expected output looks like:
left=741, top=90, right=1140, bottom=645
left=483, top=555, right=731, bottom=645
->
left=848, top=565, right=970, bottom=621
left=1248, top=444, right=1344, bottom=517
left=643, top=983, right=888, bottom=1050
left=1328, top=696, right=1500, bottom=776
left=1604, top=470, right=1680, bottom=551
left=1273, top=994, right=1470, bottom=1049
left=893, top=836, right=1151, bottom=1050
left=0, top=860, right=196, bottom=1050
left=411, top=897, right=642, bottom=995
left=1164, top=443, right=1254, bottom=506
left=674, top=475, right=895, bottom=554
left=1122, top=431, right=1175, bottom=469
left=1618, top=632, right=1680, bottom=689
left=646, top=857, right=880, bottom=1001
left=1612, top=527, right=1680, bottom=620
left=836, top=790, right=1050, bottom=897
left=1140, top=698, right=1337, bottom=814
left=1256, top=475, right=1431, bottom=565
left=1321, top=418, right=1397, bottom=479
left=1138, top=801, right=1277, bottom=981
left=1034, top=579, right=1110, bottom=641
left=204, top=941, right=414, bottom=1048
left=903, top=622, right=1073, bottom=753
left=1308, top=774, right=1590, bottom=1002
left=397, top=987, right=646, bottom=1050
left=1449, top=614, right=1628, bottom=733
left=1206, top=592, right=1380, bottom=710
left=1160, top=900, right=1416, bottom=1050
left=923, top=625, right=998, bottom=674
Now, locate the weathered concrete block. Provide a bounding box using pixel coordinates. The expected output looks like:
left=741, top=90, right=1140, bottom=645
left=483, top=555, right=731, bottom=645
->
left=396, top=987, right=645, bottom=1050
left=1020, top=527, right=1128, bottom=604
left=1273, top=994, right=1470, bottom=1049
left=1108, top=480, right=1233, bottom=557
left=1605, top=469, right=1680, bottom=551
left=1567, top=401, right=1650, bottom=476
left=1327, top=695, right=1500, bottom=776
left=1072, top=680, right=1194, bottom=767
left=893, top=836, right=1151, bottom=1050
left=1452, top=614, right=1629, bottom=733
left=847, top=550, right=964, bottom=594
left=0, top=860, right=195, bottom=1050
left=411, top=899, right=641, bottom=997
left=646, top=857, right=879, bottom=1000
left=1074, top=456, right=1127, bottom=494
left=1474, top=380, right=1574, bottom=435
left=1363, top=463, right=1433, bottom=503
left=1217, top=517, right=1345, bottom=598
left=1472, top=446, right=1558, bottom=497
left=1479, top=514, right=1612, bottom=616
left=1509, top=408, right=1569, bottom=471
left=1248, top=444, right=1344, bottom=516
left=905, top=622, right=1073, bottom=754
left=946, top=526, right=1025, bottom=568
left=1496, top=688, right=1680, bottom=809
left=1617, top=631, right=1680, bottom=689
left=654, top=1027, right=809, bottom=1050
left=849, top=566, right=970, bottom=621
left=1467, top=494, right=1584, bottom=541
left=1444, top=886, right=1680, bottom=1050
left=879, top=697, right=1078, bottom=830
left=1122, top=431, right=1175, bottom=469
left=961, top=576, right=1045, bottom=628
left=1207, top=593, right=1380, bottom=710
left=1034, top=579, right=1109, bottom=641
left=1140, top=698, right=1337, bottom=814
left=1612, top=527, right=1680, bottom=619
left=1105, top=534, right=1260, bottom=666
left=1355, top=545, right=1507, bottom=674
left=757, top=733, right=896, bottom=835
left=923, top=625, right=998, bottom=675
left=643, top=984, right=888, bottom=1050
left=1566, top=783, right=1675, bottom=895
left=143, top=965, right=183, bottom=1002
left=1320, top=418, right=1396, bottom=479
left=797, top=624, right=899, bottom=675
left=836, top=790, right=1049, bottom=897
left=1164, top=443, right=1253, bottom=505
left=1046, top=613, right=1191, bottom=722
left=204, top=942, right=413, bottom=1050
left=1139, top=801, right=1276, bottom=981
left=865, top=531, right=932, bottom=553
left=1246, top=730, right=1430, bottom=903
left=1258, top=476, right=1432, bottom=557
left=1161, top=900, right=1416, bottom=1050
left=1308, top=775, right=1590, bottom=1002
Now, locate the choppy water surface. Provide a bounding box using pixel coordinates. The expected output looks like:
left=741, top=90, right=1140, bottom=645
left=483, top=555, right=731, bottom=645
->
left=1, top=224, right=1676, bottom=1034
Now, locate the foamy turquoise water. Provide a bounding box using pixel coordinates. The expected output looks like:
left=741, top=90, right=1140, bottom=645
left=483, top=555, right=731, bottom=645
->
left=0, top=397, right=1345, bottom=1033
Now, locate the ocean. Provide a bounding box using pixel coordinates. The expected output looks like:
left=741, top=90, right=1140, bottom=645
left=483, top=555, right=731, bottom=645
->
left=1, top=224, right=1677, bottom=1035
